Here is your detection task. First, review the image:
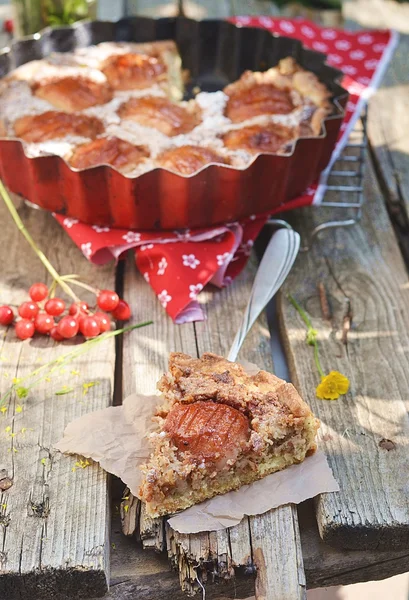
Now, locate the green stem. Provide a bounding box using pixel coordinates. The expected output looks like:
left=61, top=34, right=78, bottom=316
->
left=60, top=276, right=98, bottom=295
left=288, top=294, right=325, bottom=378
left=288, top=294, right=314, bottom=330
left=0, top=320, right=153, bottom=405
left=0, top=179, right=79, bottom=303
left=313, top=342, right=325, bottom=378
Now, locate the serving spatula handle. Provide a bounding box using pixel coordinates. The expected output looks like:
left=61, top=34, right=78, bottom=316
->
left=227, top=228, right=300, bottom=362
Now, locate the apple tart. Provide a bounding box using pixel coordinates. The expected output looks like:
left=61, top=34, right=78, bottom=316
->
left=139, top=352, right=319, bottom=517
left=0, top=42, right=333, bottom=177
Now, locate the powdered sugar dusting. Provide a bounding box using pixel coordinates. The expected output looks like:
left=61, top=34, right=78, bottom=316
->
left=1, top=41, right=321, bottom=174
left=12, top=59, right=107, bottom=85
left=0, top=80, right=56, bottom=130
left=25, top=137, right=90, bottom=158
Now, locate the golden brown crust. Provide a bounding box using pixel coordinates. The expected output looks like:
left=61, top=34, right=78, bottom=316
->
left=68, top=136, right=149, bottom=171
left=102, top=53, right=167, bottom=91
left=156, top=145, right=228, bottom=175
left=223, top=57, right=331, bottom=124
left=33, top=76, right=113, bottom=112
left=118, top=96, right=200, bottom=136
left=13, top=111, right=104, bottom=142
left=139, top=352, right=320, bottom=516
left=222, top=123, right=295, bottom=154
left=161, top=352, right=311, bottom=417
left=225, top=76, right=294, bottom=122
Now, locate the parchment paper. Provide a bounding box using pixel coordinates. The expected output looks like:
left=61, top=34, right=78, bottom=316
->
left=55, top=391, right=339, bottom=534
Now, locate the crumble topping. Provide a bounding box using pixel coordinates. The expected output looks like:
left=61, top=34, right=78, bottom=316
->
left=139, top=352, right=320, bottom=516
left=0, top=44, right=332, bottom=176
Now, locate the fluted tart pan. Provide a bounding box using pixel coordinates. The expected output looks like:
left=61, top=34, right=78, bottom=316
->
left=0, top=17, right=348, bottom=230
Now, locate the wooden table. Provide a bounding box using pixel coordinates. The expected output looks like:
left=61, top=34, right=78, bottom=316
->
left=1, top=0, right=409, bottom=598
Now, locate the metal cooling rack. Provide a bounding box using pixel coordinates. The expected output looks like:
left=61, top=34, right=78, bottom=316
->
left=268, top=106, right=368, bottom=251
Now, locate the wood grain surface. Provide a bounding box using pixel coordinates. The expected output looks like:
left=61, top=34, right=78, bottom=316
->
left=279, top=156, right=409, bottom=551
left=0, top=197, right=115, bottom=598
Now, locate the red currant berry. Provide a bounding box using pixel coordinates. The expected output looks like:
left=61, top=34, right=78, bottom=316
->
left=111, top=300, right=131, bottom=321
left=97, top=290, right=119, bottom=312
left=57, top=316, right=79, bottom=339
left=45, top=298, right=66, bottom=317
left=94, top=312, right=111, bottom=333
left=29, top=283, right=49, bottom=302
left=79, top=316, right=100, bottom=338
left=0, top=305, right=14, bottom=326
left=69, top=302, right=88, bottom=316
left=34, top=313, right=55, bottom=335
left=50, top=326, right=64, bottom=342
left=18, top=301, right=39, bottom=320
left=15, top=319, right=35, bottom=340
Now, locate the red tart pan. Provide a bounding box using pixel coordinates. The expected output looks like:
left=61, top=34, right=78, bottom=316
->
left=0, top=17, right=348, bottom=230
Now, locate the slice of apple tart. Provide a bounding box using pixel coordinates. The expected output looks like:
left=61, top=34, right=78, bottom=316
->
left=139, top=352, right=319, bottom=517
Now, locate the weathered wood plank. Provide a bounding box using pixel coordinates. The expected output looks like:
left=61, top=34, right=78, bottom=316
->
left=278, top=154, right=409, bottom=551
left=298, top=500, right=409, bottom=589
left=228, top=517, right=253, bottom=572
left=124, top=0, right=232, bottom=19
left=121, top=254, right=197, bottom=399
left=97, top=500, right=409, bottom=599
left=0, top=197, right=115, bottom=598
left=343, top=0, right=409, bottom=32
left=97, top=0, right=123, bottom=21
left=249, top=505, right=306, bottom=600
left=195, top=256, right=306, bottom=599
left=231, top=0, right=279, bottom=17
left=343, top=0, right=409, bottom=263
left=367, top=38, right=409, bottom=261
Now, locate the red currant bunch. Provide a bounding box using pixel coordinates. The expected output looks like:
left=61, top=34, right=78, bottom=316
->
left=0, top=282, right=132, bottom=341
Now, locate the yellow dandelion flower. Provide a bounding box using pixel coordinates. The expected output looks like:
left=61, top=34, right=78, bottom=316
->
left=316, top=371, right=350, bottom=400
left=74, top=458, right=91, bottom=469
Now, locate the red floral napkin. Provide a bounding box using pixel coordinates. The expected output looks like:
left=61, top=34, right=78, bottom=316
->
left=55, top=18, right=398, bottom=323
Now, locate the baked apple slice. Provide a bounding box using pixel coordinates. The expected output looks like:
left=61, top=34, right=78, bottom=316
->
left=118, top=96, right=200, bottom=137
left=222, top=123, right=295, bottom=154
left=33, top=76, right=113, bottom=112
left=224, top=57, right=331, bottom=123
left=68, top=136, right=149, bottom=172
left=156, top=145, right=228, bottom=175
left=102, top=53, right=167, bottom=91
left=13, top=111, right=104, bottom=143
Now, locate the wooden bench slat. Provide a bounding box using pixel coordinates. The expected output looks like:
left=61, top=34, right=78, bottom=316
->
left=231, top=0, right=280, bottom=16
left=0, top=198, right=115, bottom=599
left=121, top=253, right=306, bottom=598
left=123, top=0, right=233, bottom=19
left=100, top=501, right=409, bottom=599
left=367, top=35, right=409, bottom=257
left=195, top=256, right=306, bottom=599
left=250, top=506, right=306, bottom=600
left=278, top=155, right=409, bottom=551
